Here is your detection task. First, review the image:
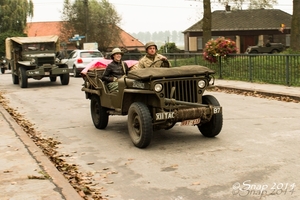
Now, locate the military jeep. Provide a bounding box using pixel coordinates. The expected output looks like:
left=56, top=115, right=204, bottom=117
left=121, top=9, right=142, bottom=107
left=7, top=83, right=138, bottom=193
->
left=81, top=63, right=223, bottom=148
left=5, top=35, right=71, bottom=88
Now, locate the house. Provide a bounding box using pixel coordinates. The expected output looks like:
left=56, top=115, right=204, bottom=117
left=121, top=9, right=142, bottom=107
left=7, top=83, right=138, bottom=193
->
left=25, top=21, right=144, bottom=52
left=183, top=7, right=292, bottom=53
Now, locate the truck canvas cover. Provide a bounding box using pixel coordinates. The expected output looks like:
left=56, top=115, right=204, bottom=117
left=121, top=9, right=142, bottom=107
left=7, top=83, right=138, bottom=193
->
left=9, top=35, right=59, bottom=44
left=127, top=65, right=215, bottom=80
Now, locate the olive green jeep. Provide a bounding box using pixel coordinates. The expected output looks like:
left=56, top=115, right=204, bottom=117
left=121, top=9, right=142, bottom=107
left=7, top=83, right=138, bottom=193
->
left=82, top=62, right=223, bottom=148
left=5, top=35, right=71, bottom=88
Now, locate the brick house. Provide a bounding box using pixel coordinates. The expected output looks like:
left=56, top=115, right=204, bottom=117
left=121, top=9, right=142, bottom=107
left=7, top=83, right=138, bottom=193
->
left=183, top=7, right=292, bottom=53
left=25, top=21, right=144, bottom=52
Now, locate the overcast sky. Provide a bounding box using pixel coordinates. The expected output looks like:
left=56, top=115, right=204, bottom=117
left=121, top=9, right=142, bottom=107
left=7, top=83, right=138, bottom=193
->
left=28, top=0, right=293, bottom=33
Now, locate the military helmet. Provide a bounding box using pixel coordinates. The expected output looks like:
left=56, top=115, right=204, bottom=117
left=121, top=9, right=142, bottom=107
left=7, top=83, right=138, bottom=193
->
left=110, top=47, right=123, bottom=59
left=145, top=42, right=157, bottom=51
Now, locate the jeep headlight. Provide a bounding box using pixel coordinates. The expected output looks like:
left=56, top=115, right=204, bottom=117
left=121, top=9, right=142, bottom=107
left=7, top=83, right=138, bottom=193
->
left=154, top=83, right=163, bottom=92
left=3, top=60, right=6, bottom=63
left=198, top=80, right=206, bottom=88
left=30, top=58, right=36, bottom=65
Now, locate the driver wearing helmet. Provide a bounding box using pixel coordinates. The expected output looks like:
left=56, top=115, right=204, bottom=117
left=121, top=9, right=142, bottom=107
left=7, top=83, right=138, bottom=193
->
left=137, top=42, right=169, bottom=68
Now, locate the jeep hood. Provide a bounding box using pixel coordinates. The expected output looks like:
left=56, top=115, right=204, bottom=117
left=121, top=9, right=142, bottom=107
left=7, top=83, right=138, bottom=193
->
left=127, top=65, right=215, bottom=80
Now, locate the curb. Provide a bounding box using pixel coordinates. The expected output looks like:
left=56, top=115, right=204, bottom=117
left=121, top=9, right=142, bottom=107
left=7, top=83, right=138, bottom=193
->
left=0, top=105, right=83, bottom=200
left=216, top=86, right=300, bottom=102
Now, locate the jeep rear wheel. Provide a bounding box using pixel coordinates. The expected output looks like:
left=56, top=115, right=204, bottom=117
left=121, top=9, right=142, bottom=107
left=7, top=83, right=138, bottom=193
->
left=1, top=67, right=5, bottom=74
left=90, top=95, right=109, bottom=129
left=128, top=102, right=153, bottom=148
left=60, top=73, right=70, bottom=85
left=197, top=95, right=223, bottom=137
left=18, top=66, right=28, bottom=88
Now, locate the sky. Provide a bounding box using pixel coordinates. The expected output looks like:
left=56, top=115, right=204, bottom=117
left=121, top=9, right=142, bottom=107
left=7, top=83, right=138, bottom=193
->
left=27, top=0, right=293, bottom=33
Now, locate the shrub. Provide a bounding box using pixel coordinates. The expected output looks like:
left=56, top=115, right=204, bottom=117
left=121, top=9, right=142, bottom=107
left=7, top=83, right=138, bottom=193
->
left=203, top=37, right=237, bottom=63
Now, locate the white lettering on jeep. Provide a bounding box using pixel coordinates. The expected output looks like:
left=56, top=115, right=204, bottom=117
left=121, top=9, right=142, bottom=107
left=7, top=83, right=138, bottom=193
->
left=156, top=112, right=175, bottom=120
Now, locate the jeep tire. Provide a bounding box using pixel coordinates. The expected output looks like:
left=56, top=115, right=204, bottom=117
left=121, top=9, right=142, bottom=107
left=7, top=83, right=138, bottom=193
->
left=197, top=95, right=223, bottom=137
left=128, top=102, right=153, bottom=148
left=90, top=95, right=109, bottom=129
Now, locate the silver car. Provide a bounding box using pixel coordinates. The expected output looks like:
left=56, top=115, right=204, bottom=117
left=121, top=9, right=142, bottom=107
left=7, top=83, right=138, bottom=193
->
left=65, top=49, right=104, bottom=77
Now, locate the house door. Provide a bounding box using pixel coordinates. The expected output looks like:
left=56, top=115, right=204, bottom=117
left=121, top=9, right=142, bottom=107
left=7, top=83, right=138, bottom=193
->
left=241, top=36, right=258, bottom=53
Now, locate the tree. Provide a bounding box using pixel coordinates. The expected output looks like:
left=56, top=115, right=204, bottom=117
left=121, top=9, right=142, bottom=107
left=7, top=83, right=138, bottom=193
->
left=0, top=0, right=33, bottom=33
left=159, top=42, right=181, bottom=53
left=202, top=0, right=212, bottom=49
left=290, top=0, right=300, bottom=51
left=0, top=0, right=33, bottom=56
left=217, top=0, right=277, bottom=10
left=61, top=0, right=121, bottom=51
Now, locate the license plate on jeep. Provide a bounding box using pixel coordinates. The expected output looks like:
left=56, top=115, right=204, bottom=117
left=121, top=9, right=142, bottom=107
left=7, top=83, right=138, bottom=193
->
left=180, top=118, right=200, bottom=126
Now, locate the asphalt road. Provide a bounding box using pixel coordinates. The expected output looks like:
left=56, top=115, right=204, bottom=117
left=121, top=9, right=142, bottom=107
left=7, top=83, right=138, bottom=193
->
left=1, top=71, right=299, bottom=200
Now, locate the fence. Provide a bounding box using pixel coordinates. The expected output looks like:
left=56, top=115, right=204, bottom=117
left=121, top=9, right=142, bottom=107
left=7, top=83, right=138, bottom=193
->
left=125, top=53, right=300, bottom=87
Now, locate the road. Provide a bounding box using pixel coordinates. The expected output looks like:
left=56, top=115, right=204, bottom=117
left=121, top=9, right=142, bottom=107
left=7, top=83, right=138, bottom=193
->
left=1, top=71, right=299, bottom=200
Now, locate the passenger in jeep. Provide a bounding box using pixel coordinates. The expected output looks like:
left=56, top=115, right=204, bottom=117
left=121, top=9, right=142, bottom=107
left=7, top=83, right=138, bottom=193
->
left=137, top=42, right=168, bottom=68
left=102, top=48, right=129, bottom=92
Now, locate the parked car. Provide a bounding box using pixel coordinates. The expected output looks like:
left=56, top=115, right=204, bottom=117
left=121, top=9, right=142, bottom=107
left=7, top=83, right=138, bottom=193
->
left=63, top=49, right=104, bottom=77
left=245, top=43, right=285, bottom=54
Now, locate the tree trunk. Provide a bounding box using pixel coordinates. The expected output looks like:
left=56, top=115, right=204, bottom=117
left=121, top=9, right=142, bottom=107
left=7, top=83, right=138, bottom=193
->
left=291, top=0, right=300, bottom=51
left=202, top=0, right=212, bottom=49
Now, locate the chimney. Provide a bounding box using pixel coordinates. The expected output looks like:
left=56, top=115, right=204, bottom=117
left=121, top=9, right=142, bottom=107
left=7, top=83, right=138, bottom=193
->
left=225, top=4, right=231, bottom=12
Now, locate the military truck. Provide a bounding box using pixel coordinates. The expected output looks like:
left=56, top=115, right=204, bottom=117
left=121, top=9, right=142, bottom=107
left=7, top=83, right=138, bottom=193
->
left=5, top=35, right=71, bottom=88
left=81, top=61, right=223, bottom=148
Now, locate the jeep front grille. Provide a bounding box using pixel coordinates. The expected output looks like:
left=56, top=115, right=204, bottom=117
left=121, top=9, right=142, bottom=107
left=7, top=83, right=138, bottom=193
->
left=162, top=79, right=198, bottom=103
left=37, top=57, right=55, bottom=66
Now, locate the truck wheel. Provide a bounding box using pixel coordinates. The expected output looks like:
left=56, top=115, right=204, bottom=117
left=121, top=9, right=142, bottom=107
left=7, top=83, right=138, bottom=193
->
left=73, top=66, right=79, bottom=77
left=90, top=95, right=109, bottom=129
left=1, top=67, right=5, bottom=74
left=197, top=95, right=223, bottom=137
left=250, top=50, right=258, bottom=54
left=128, top=102, right=153, bottom=148
left=12, top=68, right=19, bottom=84
left=50, top=76, right=57, bottom=82
left=18, top=67, right=28, bottom=88
left=60, top=73, right=70, bottom=85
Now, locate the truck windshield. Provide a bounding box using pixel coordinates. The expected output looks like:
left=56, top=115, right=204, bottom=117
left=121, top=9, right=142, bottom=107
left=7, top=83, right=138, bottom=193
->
left=24, top=43, right=55, bottom=51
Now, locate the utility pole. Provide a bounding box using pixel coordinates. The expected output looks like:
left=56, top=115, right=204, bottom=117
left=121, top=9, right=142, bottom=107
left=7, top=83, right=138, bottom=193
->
left=84, top=0, right=89, bottom=42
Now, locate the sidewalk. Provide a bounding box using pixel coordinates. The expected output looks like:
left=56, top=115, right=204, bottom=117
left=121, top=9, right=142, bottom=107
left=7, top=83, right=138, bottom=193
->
left=215, top=79, right=300, bottom=101
left=0, top=105, right=82, bottom=200
left=0, top=80, right=299, bottom=200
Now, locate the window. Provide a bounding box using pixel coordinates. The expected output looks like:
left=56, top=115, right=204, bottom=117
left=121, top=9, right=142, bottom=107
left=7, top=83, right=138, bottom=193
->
left=197, top=37, right=203, bottom=50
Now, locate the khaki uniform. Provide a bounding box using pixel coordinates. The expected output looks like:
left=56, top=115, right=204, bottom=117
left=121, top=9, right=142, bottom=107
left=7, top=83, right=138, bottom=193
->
left=138, top=54, right=165, bottom=68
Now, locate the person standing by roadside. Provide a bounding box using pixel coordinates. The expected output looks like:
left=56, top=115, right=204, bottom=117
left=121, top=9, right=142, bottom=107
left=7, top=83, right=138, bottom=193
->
left=102, top=48, right=129, bottom=92
left=137, top=42, right=170, bottom=68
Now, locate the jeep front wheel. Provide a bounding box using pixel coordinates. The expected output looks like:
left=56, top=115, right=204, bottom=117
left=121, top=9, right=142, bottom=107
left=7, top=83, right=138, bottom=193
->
left=128, top=102, right=153, bottom=148
left=197, top=95, right=223, bottom=137
left=90, top=95, right=109, bottom=129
